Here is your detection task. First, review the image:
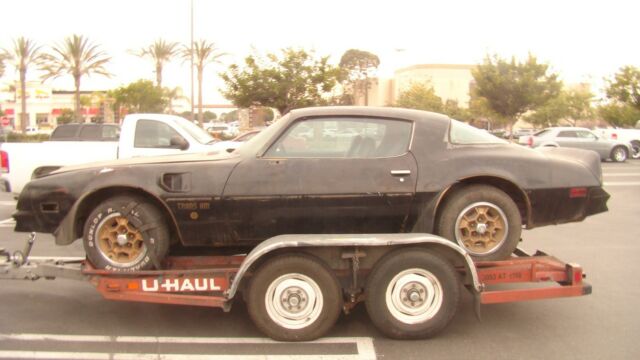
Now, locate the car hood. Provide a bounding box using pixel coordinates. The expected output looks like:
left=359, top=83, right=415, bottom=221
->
left=50, top=150, right=238, bottom=176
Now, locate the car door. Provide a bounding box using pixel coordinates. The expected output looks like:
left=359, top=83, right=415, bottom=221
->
left=555, top=130, right=579, bottom=147
left=575, top=130, right=610, bottom=158
left=222, top=116, right=418, bottom=244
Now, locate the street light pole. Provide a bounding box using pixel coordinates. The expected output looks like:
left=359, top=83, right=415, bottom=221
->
left=190, top=0, right=195, bottom=122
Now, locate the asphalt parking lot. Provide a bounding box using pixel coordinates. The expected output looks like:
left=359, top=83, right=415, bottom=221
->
left=0, top=160, right=639, bottom=359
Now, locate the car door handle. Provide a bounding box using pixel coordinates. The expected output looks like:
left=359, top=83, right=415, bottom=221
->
left=390, top=170, right=411, bottom=176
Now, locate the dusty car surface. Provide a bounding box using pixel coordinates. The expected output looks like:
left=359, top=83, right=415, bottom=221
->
left=14, top=107, right=610, bottom=271
left=519, top=127, right=632, bottom=162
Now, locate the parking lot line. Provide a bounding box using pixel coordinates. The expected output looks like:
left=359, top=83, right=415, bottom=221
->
left=604, top=181, right=640, bottom=186
left=0, top=333, right=377, bottom=360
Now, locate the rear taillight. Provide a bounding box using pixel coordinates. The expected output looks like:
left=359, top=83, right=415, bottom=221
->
left=611, top=133, right=617, bottom=140
left=527, top=136, right=533, bottom=147
left=569, top=187, right=588, bottom=198
left=1, top=150, right=9, bottom=173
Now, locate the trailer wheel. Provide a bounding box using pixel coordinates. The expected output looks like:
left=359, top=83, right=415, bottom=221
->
left=365, top=248, right=460, bottom=339
left=83, top=196, right=169, bottom=272
left=246, top=254, right=342, bottom=341
left=437, top=184, right=521, bottom=261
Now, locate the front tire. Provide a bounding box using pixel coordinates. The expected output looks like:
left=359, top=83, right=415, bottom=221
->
left=83, top=196, right=170, bottom=272
left=611, top=146, right=628, bottom=162
left=246, top=254, right=343, bottom=341
left=436, top=185, right=521, bottom=261
left=365, top=248, right=460, bottom=339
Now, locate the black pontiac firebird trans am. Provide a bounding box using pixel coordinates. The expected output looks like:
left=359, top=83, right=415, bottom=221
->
left=14, top=107, right=609, bottom=271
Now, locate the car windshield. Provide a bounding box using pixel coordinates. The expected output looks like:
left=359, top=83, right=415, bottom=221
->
left=171, top=116, right=215, bottom=144
left=449, top=119, right=507, bottom=144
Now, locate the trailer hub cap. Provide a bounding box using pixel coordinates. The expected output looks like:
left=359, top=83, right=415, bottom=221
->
left=455, top=202, right=508, bottom=255
left=96, top=213, right=146, bottom=267
left=265, top=273, right=323, bottom=329
left=386, top=269, right=443, bottom=324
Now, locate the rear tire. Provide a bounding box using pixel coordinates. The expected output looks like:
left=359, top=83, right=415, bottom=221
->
left=630, top=141, right=640, bottom=160
left=436, top=185, right=521, bottom=261
left=611, top=146, right=628, bottom=162
left=365, top=248, right=460, bottom=339
left=246, top=254, right=342, bottom=341
left=83, top=196, right=169, bottom=272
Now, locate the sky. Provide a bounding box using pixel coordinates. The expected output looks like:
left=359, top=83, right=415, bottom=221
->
left=1, top=0, right=638, bottom=104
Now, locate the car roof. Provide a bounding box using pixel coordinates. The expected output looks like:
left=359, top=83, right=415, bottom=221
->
left=288, top=106, right=450, bottom=125
left=545, top=127, right=591, bottom=131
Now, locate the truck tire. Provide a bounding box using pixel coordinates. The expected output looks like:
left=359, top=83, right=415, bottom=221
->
left=246, top=254, right=342, bottom=341
left=365, top=247, right=460, bottom=339
left=629, top=141, right=640, bottom=160
left=83, top=196, right=169, bottom=272
left=436, top=184, right=521, bottom=261
left=610, top=146, right=628, bottom=162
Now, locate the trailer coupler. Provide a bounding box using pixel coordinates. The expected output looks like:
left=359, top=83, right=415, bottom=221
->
left=0, top=233, right=85, bottom=281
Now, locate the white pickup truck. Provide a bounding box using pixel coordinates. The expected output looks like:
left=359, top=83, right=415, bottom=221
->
left=594, top=128, right=640, bottom=159
left=0, top=113, right=226, bottom=195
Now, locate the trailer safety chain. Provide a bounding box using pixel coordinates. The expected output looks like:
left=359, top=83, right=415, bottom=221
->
left=123, top=201, right=163, bottom=270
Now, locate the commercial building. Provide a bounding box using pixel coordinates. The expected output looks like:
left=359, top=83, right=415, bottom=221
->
left=0, top=82, right=110, bottom=130
left=355, top=64, right=476, bottom=108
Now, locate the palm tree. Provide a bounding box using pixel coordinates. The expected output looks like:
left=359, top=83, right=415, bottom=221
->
left=133, top=39, right=179, bottom=88
left=182, top=40, right=226, bottom=123
left=41, top=34, right=111, bottom=121
left=4, top=37, right=46, bottom=131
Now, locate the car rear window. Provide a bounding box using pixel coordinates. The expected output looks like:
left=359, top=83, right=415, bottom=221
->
left=79, top=125, right=102, bottom=140
left=51, top=124, right=79, bottom=139
left=448, top=120, right=507, bottom=144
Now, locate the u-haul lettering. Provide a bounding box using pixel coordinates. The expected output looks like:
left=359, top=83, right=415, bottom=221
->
left=141, top=278, right=223, bottom=292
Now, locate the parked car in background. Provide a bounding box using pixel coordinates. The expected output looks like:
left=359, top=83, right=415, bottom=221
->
left=14, top=107, right=609, bottom=271
left=204, top=122, right=231, bottom=138
left=1, top=114, right=222, bottom=195
left=211, top=129, right=265, bottom=153
left=50, top=123, right=120, bottom=141
left=519, top=127, right=632, bottom=162
left=593, top=127, right=640, bottom=159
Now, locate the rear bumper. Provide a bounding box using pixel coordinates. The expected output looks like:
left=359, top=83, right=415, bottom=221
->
left=528, top=186, right=610, bottom=228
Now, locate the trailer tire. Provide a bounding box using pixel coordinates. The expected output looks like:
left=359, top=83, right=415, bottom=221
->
left=365, top=248, right=460, bottom=339
left=246, top=254, right=342, bottom=341
left=83, top=196, right=169, bottom=272
left=437, top=184, right=521, bottom=261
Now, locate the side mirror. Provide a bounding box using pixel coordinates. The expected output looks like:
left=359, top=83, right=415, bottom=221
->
left=170, top=136, right=189, bottom=150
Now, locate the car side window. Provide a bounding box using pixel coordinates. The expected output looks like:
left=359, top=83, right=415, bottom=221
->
left=576, top=131, right=596, bottom=139
left=134, top=120, right=184, bottom=148
left=558, top=131, right=577, bottom=138
left=264, top=117, right=412, bottom=158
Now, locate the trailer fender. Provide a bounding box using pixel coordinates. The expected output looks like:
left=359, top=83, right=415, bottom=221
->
left=225, top=233, right=481, bottom=299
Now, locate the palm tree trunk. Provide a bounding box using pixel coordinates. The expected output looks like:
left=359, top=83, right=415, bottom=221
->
left=20, top=69, right=27, bottom=131
left=156, top=63, right=163, bottom=88
left=197, top=66, right=203, bottom=123
left=74, top=75, right=82, bottom=122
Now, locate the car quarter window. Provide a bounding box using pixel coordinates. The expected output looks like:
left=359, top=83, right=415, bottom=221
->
left=558, top=130, right=577, bottom=138
left=264, top=117, right=412, bottom=158
left=134, top=119, right=183, bottom=148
